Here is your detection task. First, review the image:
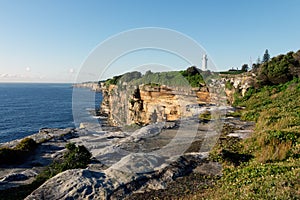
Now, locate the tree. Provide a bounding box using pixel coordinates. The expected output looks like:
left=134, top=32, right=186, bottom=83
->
left=186, top=66, right=201, bottom=76
left=256, top=51, right=298, bottom=85
left=145, top=70, right=153, bottom=76
left=257, top=56, right=261, bottom=64
left=252, top=63, right=260, bottom=73
left=263, top=49, right=270, bottom=63
left=241, top=64, right=249, bottom=72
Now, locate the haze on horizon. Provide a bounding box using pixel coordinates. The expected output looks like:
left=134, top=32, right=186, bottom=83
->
left=0, top=0, right=300, bottom=83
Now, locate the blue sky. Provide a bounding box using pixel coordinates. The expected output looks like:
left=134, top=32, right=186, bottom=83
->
left=0, top=0, right=300, bottom=82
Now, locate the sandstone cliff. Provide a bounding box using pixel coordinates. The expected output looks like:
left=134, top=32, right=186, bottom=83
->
left=100, top=83, right=212, bottom=126
left=99, top=73, right=255, bottom=126
left=221, top=73, right=255, bottom=104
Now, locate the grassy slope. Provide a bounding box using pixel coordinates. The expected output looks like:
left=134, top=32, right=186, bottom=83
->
left=186, top=78, right=300, bottom=199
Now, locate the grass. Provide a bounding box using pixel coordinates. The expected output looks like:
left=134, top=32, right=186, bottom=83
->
left=183, top=78, right=300, bottom=199
left=194, top=159, right=300, bottom=200
left=239, top=79, right=300, bottom=162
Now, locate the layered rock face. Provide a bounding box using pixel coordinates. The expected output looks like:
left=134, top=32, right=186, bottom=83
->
left=100, top=84, right=212, bottom=126
left=222, top=73, right=255, bottom=104
left=100, top=72, right=256, bottom=126
left=100, top=73, right=257, bottom=126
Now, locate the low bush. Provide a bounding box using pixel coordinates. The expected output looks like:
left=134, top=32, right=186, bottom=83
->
left=225, top=80, right=233, bottom=90
left=199, top=111, right=211, bottom=122
left=0, top=138, right=38, bottom=165
left=15, top=138, right=37, bottom=151
left=35, top=142, right=92, bottom=184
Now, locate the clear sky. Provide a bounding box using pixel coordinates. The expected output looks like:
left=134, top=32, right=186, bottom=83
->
left=0, top=0, right=300, bottom=83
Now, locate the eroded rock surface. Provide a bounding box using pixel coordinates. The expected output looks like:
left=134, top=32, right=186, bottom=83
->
left=25, top=153, right=208, bottom=200
left=0, top=128, right=78, bottom=190
left=24, top=113, right=255, bottom=199
left=100, top=84, right=213, bottom=126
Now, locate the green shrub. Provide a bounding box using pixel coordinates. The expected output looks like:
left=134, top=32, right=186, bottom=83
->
left=256, top=51, right=299, bottom=85
left=241, top=110, right=260, bottom=121
left=35, top=143, right=92, bottom=184
left=225, top=81, right=233, bottom=90
left=199, top=111, right=211, bottom=121
left=242, top=87, right=255, bottom=101
left=267, top=130, right=299, bottom=145
left=15, top=138, right=37, bottom=151
left=105, top=75, right=122, bottom=86
left=0, top=138, right=38, bottom=165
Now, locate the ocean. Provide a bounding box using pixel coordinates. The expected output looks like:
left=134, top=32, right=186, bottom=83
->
left=0, top=83, right=102, bottom=143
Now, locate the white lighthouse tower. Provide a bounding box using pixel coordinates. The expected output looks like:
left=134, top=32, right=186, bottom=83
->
left=202, top=54, right=208, bottom=71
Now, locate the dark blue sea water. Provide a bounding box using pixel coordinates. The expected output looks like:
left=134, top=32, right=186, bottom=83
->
left=0, top=83, right=102, bottom=143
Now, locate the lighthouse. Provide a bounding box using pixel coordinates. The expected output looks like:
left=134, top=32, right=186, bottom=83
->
left=202, top=54, right=208, bottom=71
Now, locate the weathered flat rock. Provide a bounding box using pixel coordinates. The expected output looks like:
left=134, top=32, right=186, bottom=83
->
left=25, top=153, right=208, bottom=200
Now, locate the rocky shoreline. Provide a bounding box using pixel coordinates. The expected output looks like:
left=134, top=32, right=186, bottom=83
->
left=0, top=128, right=78, bottom=190
left=0, top=72, right=256, bottom=199
left=0, top=108, right=254, bottom=199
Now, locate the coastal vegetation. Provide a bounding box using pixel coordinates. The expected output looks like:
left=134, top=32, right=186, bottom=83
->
left=185, top=51, right=300, bottom=199
left=104, top=66, right=216, bottom=88
left=0, top=138, right=38, bottom=165
left=194, top=78, right=300, bottom=200
left=255, top=50, right=300, bottom=85
left=33, top=142, right=92, bottom=185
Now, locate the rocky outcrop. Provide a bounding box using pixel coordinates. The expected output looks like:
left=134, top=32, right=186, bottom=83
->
left=221, top=73, right=255, bottom=104
left=24, top=114, right=215, bottom=199
left=24, top=116, right=254, bottom=199
left=1, top=128, right=77, bottom=149
left=25, top=153, right=208, bottom=200
left=99, top=70, right=260, bottom=127
left=100, top=73, right=256, bottom=126
left=100, top=84, right=213, bottom=126
left=0, top=170, right=37, bottom=182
